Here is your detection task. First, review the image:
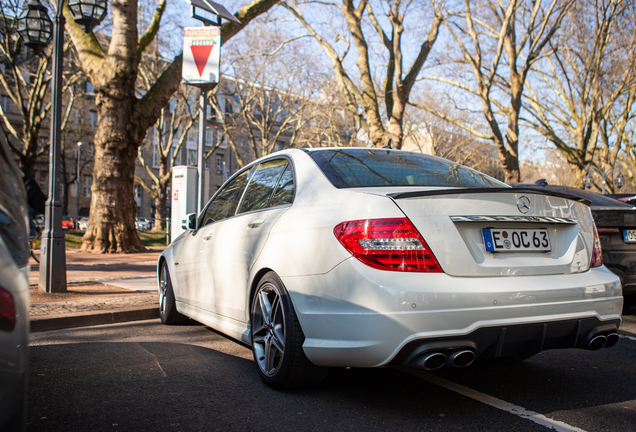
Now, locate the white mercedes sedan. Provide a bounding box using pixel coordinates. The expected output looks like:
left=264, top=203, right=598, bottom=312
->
left=158, top=148, right=622, bottom=389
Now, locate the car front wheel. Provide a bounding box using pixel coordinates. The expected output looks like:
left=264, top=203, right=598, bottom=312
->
left=159, top=262, right=189, bottom=325
left=250, top=272, right=328, bottom=389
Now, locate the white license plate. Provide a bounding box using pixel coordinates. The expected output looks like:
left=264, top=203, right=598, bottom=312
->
left=482, top=228, right=551, bottom=252
left=624, top=230, right=636, bottom=242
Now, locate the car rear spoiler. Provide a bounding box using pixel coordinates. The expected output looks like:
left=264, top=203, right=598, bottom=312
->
left=387, top=187, right=592, bottom=206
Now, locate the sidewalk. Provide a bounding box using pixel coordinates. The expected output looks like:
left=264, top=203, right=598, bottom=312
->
left=29, top=248, right=164, bottom=332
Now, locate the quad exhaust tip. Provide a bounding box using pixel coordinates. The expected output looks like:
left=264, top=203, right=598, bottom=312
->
left=605, top=333, right=619, bottom=348
left=451, top=350, right=476, bottom=368
left=417, top=353, right=447, bottom=371
left=588, top=335, right=607, bottom=351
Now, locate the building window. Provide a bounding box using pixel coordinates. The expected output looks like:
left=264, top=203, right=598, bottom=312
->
left=89, top=110, right=98, bottom=126
left=171, top=147, right=182, bottom=167
left=215, top=154, right=224, bottom=174
left=206, top=127, right=214, bottom=147
left=134, top=183, right=142, bottom=198
left=187, top=149, right=198, bottom=166
left=82, top=175, right=92, bottom=198
left=88, top=144, right=95, bottom=157
left=86, top=81, right=95, bottom=95
left=187, top=129, right=197, bottom=147
left=152, top=142, right=160, bottom=168
left=1, top=95, right=13, bottom=113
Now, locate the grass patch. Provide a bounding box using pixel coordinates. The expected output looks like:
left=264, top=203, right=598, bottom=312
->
left=35, top=230, right=169, bottom=249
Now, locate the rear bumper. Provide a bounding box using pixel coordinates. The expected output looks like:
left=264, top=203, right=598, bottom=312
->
left=283, top=259, right=622, bottom=368
left=388, top=316, right=620, bottom=367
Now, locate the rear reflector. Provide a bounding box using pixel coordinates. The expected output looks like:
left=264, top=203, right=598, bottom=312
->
left=597, top=228, right=620, bottom=235
left=591, top=223, right=603, bottom=268
left=334, top=218, right=443, bottom=272
left=0, top=285, right=16, bottom=332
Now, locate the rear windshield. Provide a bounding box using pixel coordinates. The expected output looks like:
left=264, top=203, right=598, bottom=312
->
left=308, top=149, right=506, bottom=189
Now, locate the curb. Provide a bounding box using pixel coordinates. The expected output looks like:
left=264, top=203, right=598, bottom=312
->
left=30, top=306, right=160, bottom=333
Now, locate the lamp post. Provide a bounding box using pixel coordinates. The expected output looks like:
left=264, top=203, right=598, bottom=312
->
left=584, top=165, right=625, bottom=194
left=18, top=0, right=106, bottom=293
left=76, top=141, right=82, bottom=218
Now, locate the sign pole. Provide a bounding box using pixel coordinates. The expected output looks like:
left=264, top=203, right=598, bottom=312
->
left=197, top=86, right=207, bottom=214
left=182, top=0, right=240, bottom=215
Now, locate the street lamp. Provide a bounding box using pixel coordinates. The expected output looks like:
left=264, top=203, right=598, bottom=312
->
left=18, top=0, right=106, bottom=293
left=16, top=0, right=52, bottom=55
left=76, top=141, right=82, bottom=218
left=67, top=0, right=107, bottom=33
left=584, top=165, right=624, bottom=194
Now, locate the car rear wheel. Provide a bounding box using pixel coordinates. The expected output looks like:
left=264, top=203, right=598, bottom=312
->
left=159, top=262, right=188, bottom=325
left=250, top=272, right=328, bottom=389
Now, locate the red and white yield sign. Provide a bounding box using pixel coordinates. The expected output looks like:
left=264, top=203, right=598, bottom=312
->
left=182, top=26, right=221, bottom=86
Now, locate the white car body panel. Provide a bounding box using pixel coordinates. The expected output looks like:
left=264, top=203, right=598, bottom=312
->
left=159, top=148, right=623, bottom=369
left=394, top=193, right=595, bottom=276
left=283, top=259, right=621, bottom=367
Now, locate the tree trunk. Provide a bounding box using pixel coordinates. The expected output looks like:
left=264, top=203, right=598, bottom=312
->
left=81, top=96, right=145, bottom=253
left=153, top=187, right=167, bottom=232
left=63, top=0, right=281, bottom=253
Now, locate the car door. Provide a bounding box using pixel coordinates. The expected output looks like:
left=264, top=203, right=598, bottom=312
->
left=174, top=168, right=252, bottom=312
left=212, top=159, right=295, bottom=322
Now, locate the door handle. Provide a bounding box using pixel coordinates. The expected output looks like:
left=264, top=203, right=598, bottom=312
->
left=248, top=218, right=266, bottom=228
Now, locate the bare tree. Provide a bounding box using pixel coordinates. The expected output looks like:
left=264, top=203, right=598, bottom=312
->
left=209, top=23, right=353, bottom=166
left=63, top=0, right=282, bottom=253
left=524, top=0, right=636, bottom=190
left=135, top=86, right=199, bottom=231
left=282, top=0, right=442, bottom=149
left=415, top=0, right=574, bottom=182
left=403, top=101, right=504, bottom=179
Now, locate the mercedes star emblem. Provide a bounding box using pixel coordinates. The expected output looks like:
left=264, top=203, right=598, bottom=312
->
left=517, top=196, right=531, bottom=214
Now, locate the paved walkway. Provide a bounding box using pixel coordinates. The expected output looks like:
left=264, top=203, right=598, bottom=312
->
left=29, top=248, right=163, bottom=331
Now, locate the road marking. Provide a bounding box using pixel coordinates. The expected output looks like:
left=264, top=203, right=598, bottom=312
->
left=619, top=334, right=636, bottom=342
left=401, top=368, right=587, bottom=432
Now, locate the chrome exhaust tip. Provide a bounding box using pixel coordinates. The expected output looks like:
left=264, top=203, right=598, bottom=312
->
left=416, top=352, right=447, bottom=371
left=588, top=335, right=607, bottom=351
left=451, top=350, right=476, bottom=368
left=605, top=333, right=619, bottom=348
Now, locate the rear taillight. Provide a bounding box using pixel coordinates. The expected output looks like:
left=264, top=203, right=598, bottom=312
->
left=334, top=218, right=443, bottom=272
left=0, top=285, right=16, bottom=332
left=591, top=223, right=603, bottom=268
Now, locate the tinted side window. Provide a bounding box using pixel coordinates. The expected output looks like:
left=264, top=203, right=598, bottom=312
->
left=269, top=164, right=294, bottom=207
left=238, top=159, right=288, bottom=214
left=201, top=169, right=250, bottom=226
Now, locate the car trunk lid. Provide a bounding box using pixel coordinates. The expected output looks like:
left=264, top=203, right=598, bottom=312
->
left=366, top=187, right=596, bottom=277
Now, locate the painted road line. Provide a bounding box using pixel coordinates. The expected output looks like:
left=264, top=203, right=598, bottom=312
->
left=401, top=368, right=587, bottom=432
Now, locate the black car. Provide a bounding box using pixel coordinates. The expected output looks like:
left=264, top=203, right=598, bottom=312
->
left=513, top=181, right=636, bottom=312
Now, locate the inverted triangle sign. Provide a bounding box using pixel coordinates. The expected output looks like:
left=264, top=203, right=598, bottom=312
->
left=190, top=45, right=214, bottom=77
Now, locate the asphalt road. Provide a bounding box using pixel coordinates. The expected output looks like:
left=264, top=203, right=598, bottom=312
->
left=28, top=314, right=636, bottom=432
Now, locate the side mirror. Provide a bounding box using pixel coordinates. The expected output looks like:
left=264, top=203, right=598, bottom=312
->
left=182, top=213, right=197, bottom=231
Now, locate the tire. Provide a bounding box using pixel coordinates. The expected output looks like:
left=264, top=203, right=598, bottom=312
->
left=158, top=262, right=189, bottom=325
left=250, top=272, right=328, bottom=389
